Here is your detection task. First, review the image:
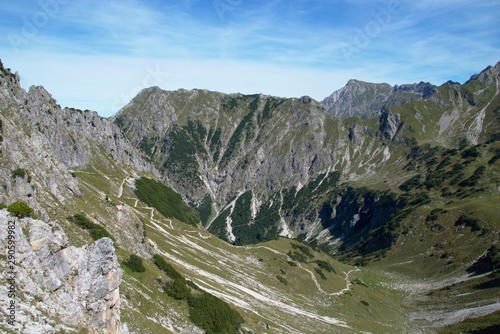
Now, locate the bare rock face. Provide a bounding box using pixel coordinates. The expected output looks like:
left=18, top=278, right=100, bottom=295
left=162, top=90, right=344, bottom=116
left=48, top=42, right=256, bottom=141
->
left=379, top=110, right=402, bottom=141
left=0, top=209, right=131, bottom=333
left=0, top=60, right=158, bottom=218
left=322, top=79, right=437, bottom=119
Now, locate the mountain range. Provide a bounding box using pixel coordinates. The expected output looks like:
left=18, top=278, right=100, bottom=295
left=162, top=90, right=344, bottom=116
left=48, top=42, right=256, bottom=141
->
left=0, top=58, right=499, bottom=333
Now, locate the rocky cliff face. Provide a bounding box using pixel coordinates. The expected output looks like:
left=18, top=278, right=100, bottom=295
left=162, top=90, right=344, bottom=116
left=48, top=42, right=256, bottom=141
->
left=0, top=59, right=160, bottom=258
left=0, top=59, right=158, bottom=212
left=322, top=79, right=437, bottom=119
left=112, top=90, right=339, bottom=205
left=0, top=209, right=131, bottom=333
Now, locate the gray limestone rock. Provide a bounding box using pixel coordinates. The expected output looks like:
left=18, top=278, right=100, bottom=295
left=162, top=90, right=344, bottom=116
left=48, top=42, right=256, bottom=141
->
left=0, top=209, right=131, bottom=333
left=322, top=79, right=437, bottom=119
left=379, top=110, right=402, bottom=141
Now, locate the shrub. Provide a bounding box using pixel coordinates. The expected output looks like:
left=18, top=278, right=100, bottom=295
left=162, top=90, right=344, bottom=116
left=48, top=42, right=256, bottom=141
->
left=443, top=148, right=458, bottom=156
left=135, top=177, right=199, bottom=226
left=454, top=214, right=482, bottom=232
left=410, top=192, right=430, bottom=206
left=314, top=268, right=327, bottom=280
left=466, top=245, right=500, bottom=274
left=486, top=133, right=500, bottom=144
left=426, top=208, right=443, bottom=222
left=188, top=291, right=243, bottom=334
left=461, top=147, right=479, bottom=159
left=276, top=275, right=288, bottom=285
left=124, top=254, right=146, bottom=273
left=399, top=175, right=422, bottom=192
left=314, top=260, right=336, bottom=273
left=154, top=254, right=244, bottom=332
left=153, top=254, right=183, bottom=280
left=441, top=187, right=453, bottom=197
left=164, top=277, right=189, bottom=299
left=288, top=251, right=308, bottom=263
left=11, top=168, right=26, bottom=178
left=489, top=153, right=500, bottom=165
left=7, top=201, right=33, bottom=218
left=458, top=165, right=486, bottom=187
left=69, top=213, right=115, bottom=241
left=291, top=243, right=314, bottom=258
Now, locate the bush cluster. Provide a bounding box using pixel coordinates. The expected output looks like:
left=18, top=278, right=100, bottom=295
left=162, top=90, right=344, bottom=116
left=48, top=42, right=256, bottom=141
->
left=11, top=168, right=27, bottom=178
left=454, top=214, right=482, bottom=232
left=7, top=201, right=33, bottom=218
left=153, top=254, right=244, bottom=333
left=135, top=177, right=199, bottom=226
left=69, top=213, right=115, bottom=241
left=315, top=260, right=336, bottom=273
left=153, top=254, right=183, bottom=280
left=124, top=254, right=146, bottom=273
left=276, top=275, right=288, bottom=285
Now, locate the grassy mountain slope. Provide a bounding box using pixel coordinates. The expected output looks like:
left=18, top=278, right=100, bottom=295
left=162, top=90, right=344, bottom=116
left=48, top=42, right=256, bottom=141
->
left=1, top=57, right=499, bottom=333
left=0, top=59, right=409, bottom=333
left=111, top=60, right=500, bottom=332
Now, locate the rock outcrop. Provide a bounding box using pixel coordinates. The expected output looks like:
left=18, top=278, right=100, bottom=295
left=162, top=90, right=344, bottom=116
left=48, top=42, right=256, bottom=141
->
left=0, top=209, right=131, bottom=333
left=322, top=79, right=437, bottom=119
left=0, top=59, right=159, bottom=218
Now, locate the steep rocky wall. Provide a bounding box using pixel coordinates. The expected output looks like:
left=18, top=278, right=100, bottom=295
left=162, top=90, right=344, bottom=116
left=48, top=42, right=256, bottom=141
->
left=0, top=209, right=131, bottom=333
left=322, top=79, right=437, bottom=119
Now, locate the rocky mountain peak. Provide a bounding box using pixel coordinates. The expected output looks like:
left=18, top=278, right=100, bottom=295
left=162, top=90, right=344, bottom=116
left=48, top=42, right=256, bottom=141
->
left=27, top=85, right=58, bottom=106
left=392, top=81, right=437, bottom=98
left=322, top=78, right=437, bottom=119
left=466, top=60, right=500, bottom=86
left=0, top=59, right=20, bottom=88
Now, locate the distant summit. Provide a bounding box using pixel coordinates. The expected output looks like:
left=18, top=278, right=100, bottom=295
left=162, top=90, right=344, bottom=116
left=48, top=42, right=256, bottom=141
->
left=322, top=79, right=437, bottom=119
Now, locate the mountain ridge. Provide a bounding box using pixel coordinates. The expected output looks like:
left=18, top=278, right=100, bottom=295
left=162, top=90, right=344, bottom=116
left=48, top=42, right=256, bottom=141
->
left=111, top=60, right=499, bottom=251
left=1, top=58, right=499, bottom=333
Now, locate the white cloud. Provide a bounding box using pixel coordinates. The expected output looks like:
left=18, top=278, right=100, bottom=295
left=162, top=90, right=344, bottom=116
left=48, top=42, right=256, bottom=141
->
left=1, top=0, right=499, bottom=117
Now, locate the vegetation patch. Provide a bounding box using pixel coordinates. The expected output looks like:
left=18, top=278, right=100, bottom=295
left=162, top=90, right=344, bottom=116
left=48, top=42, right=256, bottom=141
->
left=164, top=277, right=190, bottom=300
left=399, top=174, right=422, bottom=191
left=7, top=201, right=33, bottom=218
left=153, top=254, right=183, bottom=280
left=188, top=291, right=244, bottom=334
left=124, top=254, right=146, bottom=273
left=207, top=206, right=231, bottom=242
left=135, top=177, right=199, bottom=226
left=314, top=260, right=336, bottom=273
left=467, top=245, right=500, bottom=274
left=153, top=254, right=243, bottom=333
left=276, top=275, right=288, bottom=285
left=314, top=268, right=327, bottom=280
left=454, top=214, right=482, bottom=232
left=291, top=243, right=314, bottom=259
left=68, top=213, right=115, bottom=241
left=11, top=168, right=27, bottom=178
left=288, top=250, right=308, bottom=263
left=197, top=194, right=214, bottom=226
left=162, top=121, right=207, bottom=186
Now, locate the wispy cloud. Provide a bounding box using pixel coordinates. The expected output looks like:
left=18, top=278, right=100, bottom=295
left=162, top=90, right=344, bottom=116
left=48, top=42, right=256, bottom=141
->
left=1, top=0, right=499, bottom=117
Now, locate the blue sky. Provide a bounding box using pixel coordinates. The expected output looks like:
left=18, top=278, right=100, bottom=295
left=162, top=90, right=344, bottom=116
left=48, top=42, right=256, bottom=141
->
left=1, top=0, right=499, bottom=117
